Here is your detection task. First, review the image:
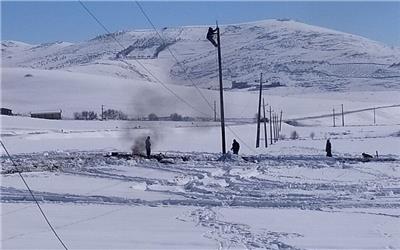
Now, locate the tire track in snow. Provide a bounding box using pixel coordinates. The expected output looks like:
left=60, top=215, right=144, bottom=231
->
left=2, top=151, right=400, bottom=210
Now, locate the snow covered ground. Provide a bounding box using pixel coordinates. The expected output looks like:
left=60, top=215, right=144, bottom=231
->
left=1, top=115, right=399, bottom=249
left=1, top=61, right=400, bottom=249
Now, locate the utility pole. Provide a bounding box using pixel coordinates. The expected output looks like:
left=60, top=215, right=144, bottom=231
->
left=101, top=105, right=104, bottom=121
left=256, top=73, right=263, bottom=148
left=272, top=114, right=275, bottom=142
left=333, top=108, right=336, bottom=127
left=373, top=107, right=376, bottom=125
left=263, top=98, right=268, bottom=148
left=206, top=22, right=226, bottom=154
left=216, top=24, right=226, bottom=154
left=274, top=114, right=278, bottom=142
left=276, top=114, right=280, bottom=141
left=214, top=100, right=217, bottom=122
left=341, top=104, right=344, bottom=127
left=269, top=106, right=273, bottom=145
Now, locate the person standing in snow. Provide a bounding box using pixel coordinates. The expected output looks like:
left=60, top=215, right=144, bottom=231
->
left=145, top=136, right=151, bottom=158
left=231, top=139, right=240, bottom=155
left=325, top=139, right=332, bottom=157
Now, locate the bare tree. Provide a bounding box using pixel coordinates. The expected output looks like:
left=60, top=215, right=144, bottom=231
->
left=148, top=113, right=159, bottom=121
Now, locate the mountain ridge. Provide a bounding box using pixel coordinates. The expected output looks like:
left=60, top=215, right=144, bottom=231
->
left=2, top=19, right=400, bottom=93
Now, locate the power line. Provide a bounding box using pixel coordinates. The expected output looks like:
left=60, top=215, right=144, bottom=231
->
left=134, top=1, right=215, bottom=112
left=0, top=140, right=68, bottom=250
left=289, top=104, right=400, bottom=122
left=78, top=0, right=211, bottom=118
left=132, top=3, right=256, bottom=153
left=79, top=1, right=258, bottom=154
left=136, top=1, right=253, bottom=154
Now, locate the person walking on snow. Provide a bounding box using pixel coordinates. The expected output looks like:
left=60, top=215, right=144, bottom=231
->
left=325, top=139, right=332, bottom=157
left=145, top=136, right=151, bottom=158
left=231, top=139, right=240, bottom=155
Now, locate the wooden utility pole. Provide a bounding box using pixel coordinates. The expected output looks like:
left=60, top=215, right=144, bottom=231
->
left=206, top=23, right=225, bottom=153
left=274, top=114, right=278, bottom=142
left=341, top=104, right=344, bottom=127
left=276, top=114, right=280, bottom=140
left=213, top=100, right=217, bottom=122
left=373, top=107, right=376, bottom=125
left=216, top=24, right=226, bottom=154
left=256, top=73, right=263, bottom=148
left=272, top=114, right=277, bottom=142
left=263, top=98, right=268, bottom=148
left=269, top=106, right=273, bottom=145
left=272, top=114, right=275, bottom=142
left=333, top=108, right=336, bottom=127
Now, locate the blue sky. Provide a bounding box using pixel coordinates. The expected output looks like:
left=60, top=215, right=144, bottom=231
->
left=2, top=1, right=400, bottom=46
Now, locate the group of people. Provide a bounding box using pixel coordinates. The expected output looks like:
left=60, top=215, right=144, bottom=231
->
left=143, top=136, right=241, bottom=158
left=144, top=136, right=334, bottom=158
left=326, top=139, right=374, bottom=159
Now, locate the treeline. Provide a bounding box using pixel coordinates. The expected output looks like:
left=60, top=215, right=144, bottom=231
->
left=73, top=110, right=200, bottom=121
left=73, top=109, right=128, bottom=120
left=147, top=113, right=195, bottom=121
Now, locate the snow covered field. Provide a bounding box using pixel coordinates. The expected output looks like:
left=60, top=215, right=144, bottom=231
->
left=1, top=114, right=399, bottom=249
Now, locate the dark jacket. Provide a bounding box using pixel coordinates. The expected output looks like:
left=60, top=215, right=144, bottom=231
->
left=145, top=138, right=151, bottom=150
left=231, top=140, right=240, bottom=153
left=325, top=141, right=331, bottom=152
left=325, top=140, right=332, bottom=157
left=206, top=27, right=218, bottom=47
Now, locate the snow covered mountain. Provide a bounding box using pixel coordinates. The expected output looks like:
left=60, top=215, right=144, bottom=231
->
left=2, top=19, right=400, bottom=92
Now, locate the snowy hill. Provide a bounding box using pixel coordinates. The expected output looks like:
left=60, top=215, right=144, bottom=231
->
left=2, top=20, right=400, bottom=250
left=2, top=19, right=400, bottom=92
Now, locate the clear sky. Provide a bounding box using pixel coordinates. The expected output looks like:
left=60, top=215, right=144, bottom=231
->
left=2, top=1, right=400, bottom=46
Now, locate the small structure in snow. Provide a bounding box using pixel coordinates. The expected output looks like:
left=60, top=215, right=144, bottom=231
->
left=31, top=110, right=62, bottom=120
left=231, top=80, right=249, bottom=89
left=1, top=108, right=13, bottom=116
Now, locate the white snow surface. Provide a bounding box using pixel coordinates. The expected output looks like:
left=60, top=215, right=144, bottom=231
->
left=1, top=116, right=400, bottom=249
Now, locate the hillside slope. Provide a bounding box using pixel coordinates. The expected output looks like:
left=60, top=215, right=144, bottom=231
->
left=2, top=19, right=400, bottom=93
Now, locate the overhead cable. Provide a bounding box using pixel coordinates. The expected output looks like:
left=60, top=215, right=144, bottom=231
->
left=0, top=140, right=69, bottom=250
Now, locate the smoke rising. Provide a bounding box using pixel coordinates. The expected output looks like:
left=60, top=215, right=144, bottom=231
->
left=129, top=130, right=162, bottom=155
left=120, top=76, right=216, bottom=155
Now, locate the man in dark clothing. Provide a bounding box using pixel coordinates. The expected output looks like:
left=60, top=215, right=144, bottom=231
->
left=145, top=136, right=151, bottom=158
left=206, top=27, right=218, bottom=47
left=231, top=139, right=240, bottom=155
left=325, top=139, right=332, bottom=157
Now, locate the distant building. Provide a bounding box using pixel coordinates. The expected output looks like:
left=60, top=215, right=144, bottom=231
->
left=265, top=76, right=284, bottom=88
left=31, top=110, right=62, bottom=120
left=231, top=81, right=249, bottom=89
left=1, top=108, right=13, bottom=116
left=267, top=81, right=283, bottom=88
